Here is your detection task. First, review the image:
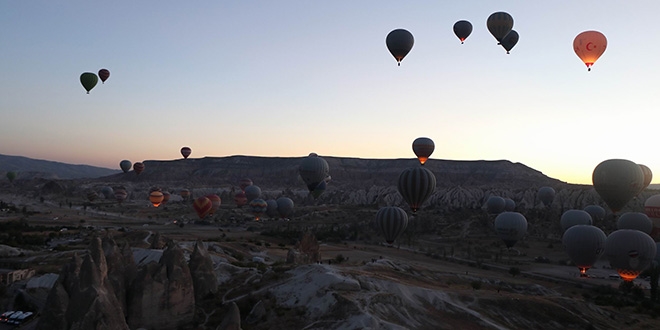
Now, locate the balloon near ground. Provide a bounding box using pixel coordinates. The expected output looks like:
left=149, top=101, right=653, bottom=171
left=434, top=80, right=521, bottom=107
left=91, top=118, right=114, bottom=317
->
left=537, top=186, right=555, bottom=207
left=504, top=198, right=515, bottom=212
left=376, top=206, right=409, bottom=245
left=239, top=178, right=253, bottom=191
left=193, top=196, right=212, bottom=219
left=562, top=225, right=606, bottom=277
left=276, top=197, right=294, bottom=218
left=453, top=20, right=472, bottom=44
left=583, top=205, right=606, bottom=224
left=234, top=192, right=247, bottom=207
left=494, top=212, right=527, bottom=248
left=80, top=72, right=98, bottom=94
left=386, top=29, right=414, bottom=66
left=6, top=171, right=16, bottom=183
left=560, top=210, right=592, bottom=232
left=397, top=167, right=436, bottom=213
left=412, top=137, right=434, bottom=165
left=180, top=189, right=191, bottom=201
left=114, top=188, right=127, bottom=203
left=180, top=147, right=192, bottom=159
left=485, top=196, right=506, bottom=215
left=592, top=159, right=644, bottom=213
left=573, top=30, right=607, bottom=71
left=487, top=12, right=513, bottom=44
left=244, top=185, right=261, bottom=203
left=206, top=194, right=221, bottom=215
left=249, top=198, right=268, bottom=221
left=604, top=229, right=656, bottom=281
left=149, top=191, right=164, bottom=207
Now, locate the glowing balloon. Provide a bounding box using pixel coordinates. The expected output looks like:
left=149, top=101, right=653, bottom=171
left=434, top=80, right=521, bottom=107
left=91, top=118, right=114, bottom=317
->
left=562, top=225, right=606, bottom=277
left=149, top=191, right=164, bottom=207
left=180, top=147, right=192, bottom=159
left=560, top=210, right=592, bottom=232
left=386, top=29, right=414, bottom=66
left=193, top=196, right=212, bottom=219
left=120, top=160, right=132, bottom=173
left=494, top=212, right=527, bottom=248
left=249, top=198, right=268, bottom=221
left=573, top=31, right=607, bottom=71
left=375, top=206, right=409, bottom=244
left=80, top=72, right=98, bottom=94
left=605, top=229, right=656, bottom=281
left=412, top=137, right=434, bottom=165
left=487, top=12, right=514, bottom=44
left=500, top=30, right=518, bottom=54
left=98, top=69, right=110, bottom=83
left=397, top=167, right=436, bottom=213
left=592, top=159, right=644, bottom=213
left=133, top=162, right=145, bottom=175
left=453, top=20, right=472, bottom=44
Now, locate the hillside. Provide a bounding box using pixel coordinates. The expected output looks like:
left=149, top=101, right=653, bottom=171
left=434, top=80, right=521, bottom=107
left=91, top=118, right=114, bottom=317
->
left=0, top=154, right=119, bottom=179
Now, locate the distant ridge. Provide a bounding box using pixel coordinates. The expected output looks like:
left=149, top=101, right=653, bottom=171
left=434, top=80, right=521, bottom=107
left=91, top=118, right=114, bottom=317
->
left=0, top=154, right=120, bottom=180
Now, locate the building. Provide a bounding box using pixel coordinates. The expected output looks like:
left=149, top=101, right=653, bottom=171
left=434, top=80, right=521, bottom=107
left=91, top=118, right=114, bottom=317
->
left=0, top=268, right=35, bottom=286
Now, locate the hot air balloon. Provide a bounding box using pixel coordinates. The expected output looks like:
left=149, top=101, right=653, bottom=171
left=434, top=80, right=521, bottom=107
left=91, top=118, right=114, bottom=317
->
left=149, top=191, right=164, bottom=207
left=249, top=198, right=268, bottom=221
left=80, top=72, right=98, bottom=94
left=180, top=147, right=192, bottom=159
left=193, top=196, right=212, bottom=219
left=573, top=30, right=607, bottom=71
left=397, top=167, right=436, bottom=213
left=180, top=189, right=191, bottom=201
left=120, top=160, right=132, bottom=173
left=504, top=198, right=516, bottom=212
left=299, top=154, right=330, bottom=193
left=206, top=194, right=221, bottom=215
left=276, top=197, right=294, bottom=219
left=605, top=229, right=657, bottom=281
left=584, top=205, right=606, bottom=224
left=375, top=206, right=409, bottom=244
left=245, top=185, right=261, bottom=203
left=562, top=225, right=606, bottom=277
left=494, top=212, right=528, bottom=248
left=644, top=194, right=660, bottom=239
left=639, top=164, right=653, bottom=193
left=114, top=188, right=128, bottom=203
left=266, top=199, right=279, bottom=219
left=453, top=20, right=472, bottom=44
left=485, top=196, right=506, bottom=215
left=311, top=181, right=326, bottom=199
left=98, top=69, right=110, bottom=84
left=234, top=192, right=247, bottom=208
left=487, top=12, right=513, bottom=44
left=133, top=162, right=145, bottom=175
left=162, top=191, right=171, bottom=204
left=386, top=29, right=414, bottom=66
left=412, top=137, right=434, bottom=165
left=239, top=178, right=253, bottom=191
left=101, top=186, right=114, bottom=199
left=617, top=212, right=653, bottom=235
left=592, top=159, right=644, bottom=213
left=537, top=187, right=555, bottom=207
left=6, top=172, right=16, bottom=183
left=560, top=210, right=593, bottom=232
left=86, top=190, right=99, bottom=202
left=500, top=30, right=518, bottom=54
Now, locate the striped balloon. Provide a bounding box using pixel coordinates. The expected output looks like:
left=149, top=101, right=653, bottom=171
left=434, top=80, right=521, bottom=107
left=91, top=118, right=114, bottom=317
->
left=193, top=196, right=212, bottom=219
left=114, top=188, right=127, bottom=203
left=149, top=191, right=164, bottom=207
left=376, top=206, right=409, bottom=244
left=412, top=137, right=434, bottom=165
left=487, top=12, right=513, bottom=43
left=133, top=162, right=145, bottom=175
left=639, top=164, right=653, bottom=193
left=299, top=154, right=330, bottom=192
left=494, top=212, right=527, bottom=248
left=249, top=198, right=268, bottom=221
left=562, top=225, right=606, bottom=276
left=86, top=190, right=98, bottom=202
left=397, top=167, right=436, bottom=213
left=206, top=194, right=221, bottom=215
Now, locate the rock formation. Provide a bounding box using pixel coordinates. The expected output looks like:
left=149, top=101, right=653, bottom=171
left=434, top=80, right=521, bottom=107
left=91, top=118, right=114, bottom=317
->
left=189, top=239, right=218, bottom=301
left=286, top=232, right=320, bottom=264
left=217, top=302, right=242, bottom=330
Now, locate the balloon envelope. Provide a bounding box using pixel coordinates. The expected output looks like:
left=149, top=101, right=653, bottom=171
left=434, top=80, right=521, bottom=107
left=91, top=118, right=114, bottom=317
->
left=6, top=172, right=16, bottom=183
left=80, top=72, right=98, bottom=94
left=180, top=147, right=192, bottom=159
left=276, top=197, right=294, bottom=218
left=485, top=196, right=506, bottom=214
left=98, top=69, right=110, bottom=83
left=639, top=164, right=653, bottom=193
left=500, top=30, right=518, bottom=53
left=239, top=178, right=253, bottom=191
left=562, top=225, right=606, bottom=276
left=397, top=167, right=436, bottom=213
left=592, top=159, right=644, bottom=213
left=644, top=194, right=660, bottom=239
left=617, top=212, right=653, bottom=235
left=249, top=198, right=268, bottom=221
left=149, top=191, right=164, bottom=207
left=376, top=206, right=409, bottom=244
left=245, top=185, right=262, bottom=203
left=114, top=188, right=127, bottom=203
left=180, top=189, right=191, bottom=200
left=133, top=162, right=145, bottom=175
left=193, top=196, right=212, bottom=219
left=234, top=192, right=247, bottom=207
left=412, top=137, right=434, bottom=165
left=537, top=187, right=555, bottom=207
left=453, top=20, right=472, bottom=43
left=206, top=194, right=221, bottom=215
left=487, top=12, right=514, bottom=43
left=494, top=212, right=527, bottom=248
left=504, top=198, right=516, bottom=212
left=299, top=154, right=329, bottom=192
left=120, top=160, right=132, bottom=173
left=560, top=210, right=593, bottom=232
left=573, top=30, right=607, bottom=71
left=386, top=29, right=414, bottom=66
left=584, top=205, right=606, bottom=223
left=266, top=199, right=279, bottom=218
left=605, top=229, right=656, bottom=281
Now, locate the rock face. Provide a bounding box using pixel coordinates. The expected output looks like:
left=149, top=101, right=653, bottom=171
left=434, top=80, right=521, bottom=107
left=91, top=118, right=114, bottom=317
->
left=217, top=302, right=242, bottom=330
left=189, top=239, right=219, bottom=301
left=286, top=232, right=320, bottom=264
left=38, top=236, right=198, bottom=330
left=127, top=241, right=195, bottom=330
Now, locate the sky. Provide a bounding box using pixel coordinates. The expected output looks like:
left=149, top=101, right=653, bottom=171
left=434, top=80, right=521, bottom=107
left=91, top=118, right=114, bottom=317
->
left=1, top=1, right=659, bottom=185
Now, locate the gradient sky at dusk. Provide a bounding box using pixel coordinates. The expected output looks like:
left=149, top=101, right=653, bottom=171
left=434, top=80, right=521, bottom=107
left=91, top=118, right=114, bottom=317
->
left=2, top=1, right=659, bottom=185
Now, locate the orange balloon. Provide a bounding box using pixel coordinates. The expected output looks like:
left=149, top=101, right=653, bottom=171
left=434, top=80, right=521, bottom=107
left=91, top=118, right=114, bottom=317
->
left=573, top=31, right=607, bottom=71
left=149, top=191, right=164, bottom=207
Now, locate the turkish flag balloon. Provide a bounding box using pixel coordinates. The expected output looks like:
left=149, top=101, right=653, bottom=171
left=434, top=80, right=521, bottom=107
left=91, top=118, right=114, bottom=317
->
left=574, top=31, right=607, bottom=71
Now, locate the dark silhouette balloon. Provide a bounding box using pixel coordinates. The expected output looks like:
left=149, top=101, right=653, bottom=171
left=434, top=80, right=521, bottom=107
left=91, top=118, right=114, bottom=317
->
left=239, top=178, right=253, bottom=191
left=245, top=185, right=261, bottom=203
left=120, top=160, right=132, bottom=173
left=133, top=162, right=145, bottom=175
left=562, top=225, right=606, bottom=277
left=453, top=20, right=473, bottom=44
left=584, top=205, right=606, bottom=223
left=299, top=154, right=329, bottom=193
left=592, top=159, right=644, bottom=213
left=487, top=12, right=513, bottom=44
left=412, top=137, right=434, bottom=165
left=276, top=197, right=294, bottom=218
left=80, top=72, right=98, bottom=94
left=180, top=189, right=191, bottom=201
left=181, top=147, right=192, bottom=159
left=98, top=69, right=110, bottom=83
left=639, top=164, right=653, bottom=193
left=494, top=212, right=527, bottom=248
left=560, top=210, right=593, bottom=232
left=500, top=30, right=518, bottom=54
left=234, top=192, right=247, bottom=208
left=386, top=29, right=414, bottom=66
left=397, top=167, right=436, bottom=213
left=617, top=212, right=653, bottom=235
left=376, top=206, right=409, bottom=244
left=6, top=171, right=16, bottom=183
left=537, top=187, right=555, bottom=207
left=644, top=194, right=660, bottom=239
left=485, top=196, right=506, bottom=215
left=504, top=198, right=516, bottom=212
